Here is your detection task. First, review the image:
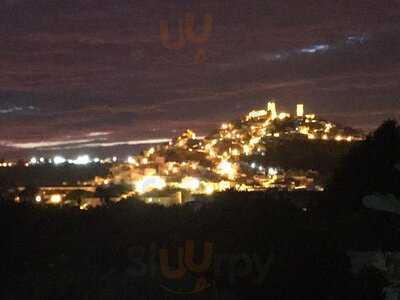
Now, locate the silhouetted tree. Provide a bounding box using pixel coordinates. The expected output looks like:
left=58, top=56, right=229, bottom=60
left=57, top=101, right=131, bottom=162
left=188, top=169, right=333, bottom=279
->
left=328, top=119, right=400, bottom=212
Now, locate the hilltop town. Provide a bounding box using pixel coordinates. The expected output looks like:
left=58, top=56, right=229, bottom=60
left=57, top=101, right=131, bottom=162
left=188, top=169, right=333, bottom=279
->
left=1, top=100, right=365, bottom=208
left=102, top=100, right=364, bottom=206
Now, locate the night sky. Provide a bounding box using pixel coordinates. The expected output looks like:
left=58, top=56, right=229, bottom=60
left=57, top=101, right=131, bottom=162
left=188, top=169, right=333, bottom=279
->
left=0, top=0, right=400, bottom=158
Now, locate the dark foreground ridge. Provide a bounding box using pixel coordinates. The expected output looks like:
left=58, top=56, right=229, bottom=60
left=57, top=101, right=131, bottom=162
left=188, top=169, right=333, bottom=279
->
left=0, top=119, right=399, bottom=300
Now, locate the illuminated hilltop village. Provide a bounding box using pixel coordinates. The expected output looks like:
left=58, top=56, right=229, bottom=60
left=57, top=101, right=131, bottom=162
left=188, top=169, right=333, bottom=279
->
left=102, top=100, right=364, bottom=205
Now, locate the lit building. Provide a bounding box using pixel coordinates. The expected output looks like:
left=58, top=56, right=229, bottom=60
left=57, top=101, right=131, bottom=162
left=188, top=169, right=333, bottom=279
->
left=296, top=104, right=304, bottom=117
left=267, top=101, right=277, bottom=120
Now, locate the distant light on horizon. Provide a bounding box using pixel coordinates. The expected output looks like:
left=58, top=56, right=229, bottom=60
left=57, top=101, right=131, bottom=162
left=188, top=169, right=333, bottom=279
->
left=53, top=156, right=66, bottom=165
left=72, top=155, right=91, bottom=165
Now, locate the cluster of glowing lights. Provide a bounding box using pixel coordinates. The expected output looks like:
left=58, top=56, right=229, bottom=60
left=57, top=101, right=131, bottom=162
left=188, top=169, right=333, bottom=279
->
left=146, top=147, right=155, bottom=156
left=249, top=137, right=260, bottom=145
left=231, top=148, right=240, bottom=156
left=0, top=162, right=13, bottom=167
left=268, top=167, right=278, bottom=176
left=299, top=126, right=309, bottom=135
left=180, top=177, right=200, bottom=191
left=216, top=160, right=237, bottom=179
left=25, top=155, right=121, bottom=166
left=242, top=145, right=251, bottom=156
left=53, top=156, right=67, bottom=165
left=305, top=114, right=315, bottom=119
left=221, top=123, right=232, bottom=130
left=324, top=123, right=333, bottom=133
left=301, top=131, right=357, bottom=142
left=80, top=203, right=90, bottom=210
left=250, top=163, right=278, bottom=176
left=278, top=112, right=290, bottom=120
left=26, top=157, right=46, bottom=166
left=50, top=194, right=62, bottom=204
left=127, top=156, right=137, bottom=165
left=204, top=184, right=214, bottom=195
left=53, top=155, right=91, bottom=165
left=335, top=135, right=343, bottom=141
left=218, top=181, right=231, bottom=191
left=135, top=176, right=166, bottom=194
left=246, top=109, right=268, bottom=120
left=72, top=155, right=91, bottom=165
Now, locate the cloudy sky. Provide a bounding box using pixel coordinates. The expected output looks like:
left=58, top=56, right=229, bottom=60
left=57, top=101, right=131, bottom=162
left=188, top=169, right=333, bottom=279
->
left=0, top=0, right=399, bottom=158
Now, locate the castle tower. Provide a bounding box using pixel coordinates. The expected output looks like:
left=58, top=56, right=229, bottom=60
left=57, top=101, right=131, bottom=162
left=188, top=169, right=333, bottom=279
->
left=267, top=101, right=277, bottom=120
left=296, top=104, right=304, bottom=117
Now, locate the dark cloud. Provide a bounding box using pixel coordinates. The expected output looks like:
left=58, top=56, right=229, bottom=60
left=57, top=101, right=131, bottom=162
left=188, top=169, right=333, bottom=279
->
left=0, top=0, right=400, bottom=157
